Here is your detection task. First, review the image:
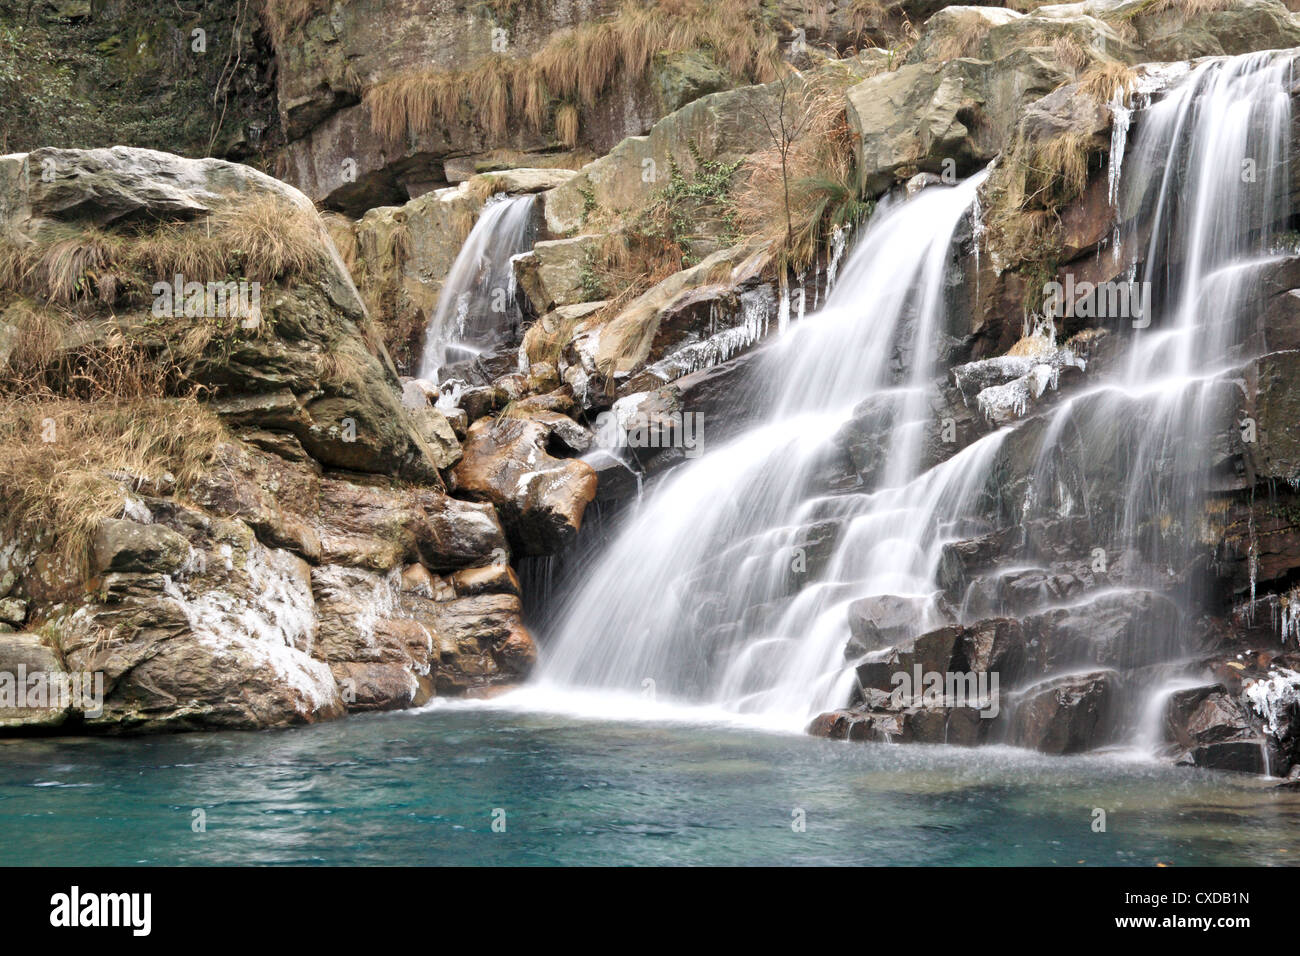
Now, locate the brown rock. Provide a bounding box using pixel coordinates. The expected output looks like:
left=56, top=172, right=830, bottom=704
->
left=450, top=416, right=597, bottom=555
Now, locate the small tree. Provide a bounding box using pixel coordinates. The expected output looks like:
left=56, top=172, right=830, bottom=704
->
left=748, top=67, right=811, bottom=251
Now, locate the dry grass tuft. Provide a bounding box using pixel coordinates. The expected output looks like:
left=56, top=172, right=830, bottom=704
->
left=1120, top=0, right=1239, bottom=18
left=732, top=76, right=867, bottom=272
left=0, top=194, right=330, bottom=309
left=931, top=13, right=995, bottom=61
left=986, top=130, right=1098, bottom=269
left=466, top=174, right=510, bottom=205
left=364, top=0, right=782, bottom=146
left=261, top=0, right=330, bottom=46
left=0, top=396, right=226, bottom=574
left=556, top=103, right=580, bottom=148
left=0, top=298, right=186, bottom=400
left=1078, top=61, right=1139, bottom=104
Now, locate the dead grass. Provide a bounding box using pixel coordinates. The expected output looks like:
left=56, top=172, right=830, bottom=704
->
left=0, top=295, right=197, bottom=401
left=315, top=337, right=372, bottom=388
left=931, top=12, right=996, bottom=61
left=732, top=75, right=866, bottom=272
left=1078, top=61, right=1139, bottom=104
left=0, top=396, right=226, bottom=575
left=1120, top=0, right=1240, bottom=18
left=260, top=0, right=329, bottom=46
left=0, top=195, right=330, bottom=310
left=465, top=174, right=511, bottom=205
left=364, top=0, right=781, bottom=147
left=1050, top=35, right=1093, bottom=74
left=556, top=103, right=580, bottom=148
left=987, top=129, right=1098, bottom=269
left=578, top=230, right=686, bottom=330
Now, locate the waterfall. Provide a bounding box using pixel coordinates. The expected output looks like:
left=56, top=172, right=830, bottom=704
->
left=530, top=49, right=1296, bottom=745
left=536, top=173, right=991, bottom=725
left=416, top=194, right=537, bottom=380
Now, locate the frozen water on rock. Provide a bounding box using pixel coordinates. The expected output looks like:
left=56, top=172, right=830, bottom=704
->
left=1246, top=668, right=1300, bottom=737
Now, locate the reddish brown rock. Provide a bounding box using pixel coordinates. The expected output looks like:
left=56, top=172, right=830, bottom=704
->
left=451, top=416, right=598, bottom=555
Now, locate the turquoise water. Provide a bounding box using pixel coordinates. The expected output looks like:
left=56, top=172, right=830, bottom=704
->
left=2, top=702, right=1298, bottom=866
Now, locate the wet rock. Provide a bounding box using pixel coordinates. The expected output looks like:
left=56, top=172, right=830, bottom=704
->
left=1246, top=349, right=1300, bottom=483
left=0, top=633, right=73, bottom=730
left=90, top=519, right=191, bottom=576
left=450, top=416, right=598, bottom=555
left=1008, top=670, right=1117, bottom=754
left=853, top=623, right=963, bottom=695
left=846, top=595, right=949, bottom=655
left=1164, top=684, right=1258, bottom=751
left=330, top=661, right=429, bottom=713
left=415, top=592, right=537, bottom=693
left=1021, top=591, right=1183, bottom=675
left=1185, top=739, right=1271, bottom=774
left=451, top=563, right=521, bottom=598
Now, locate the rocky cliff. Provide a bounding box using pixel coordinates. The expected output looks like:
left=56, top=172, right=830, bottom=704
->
left=2, top=0, right=1300, bottom=778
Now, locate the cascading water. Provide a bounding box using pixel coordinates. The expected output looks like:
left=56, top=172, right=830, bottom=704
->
left=416, top=194, right=537, bottom=380
left=1000, top=51, right=1294, bottom=745
left=529, top=49, right=1297, bottom=747
left=535, top=173, right=993, bottom=725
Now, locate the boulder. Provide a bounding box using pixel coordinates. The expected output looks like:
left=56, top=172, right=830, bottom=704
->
left=848, top=51, right=1072, bottom=195
left=450, top=416, right=598, bottom=555
left=845, top=594, right=947, bottom=654
left=90, top=519, right=191, bottom=576
left=513, top=235, right=606, bottom=316
left=0, top=633, right=73, bottom=730
left=451, top=563, right=522, bottom=598
left=1008, top=670, right=1117, bottom=754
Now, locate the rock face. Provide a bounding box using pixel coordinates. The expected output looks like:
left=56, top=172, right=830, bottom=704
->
left=0, top=633, right=75, bottom=730
left=0, top=147, right=541, bottom=734
left=544, top=52, right=889, bottom=235
left=451, top=415, right=598, bottom=555
left=1007, top=671, right=1117, bottom=755
left=273, top=0, right=871, bottom=212
left=7, top=0, right=1300, bottom=778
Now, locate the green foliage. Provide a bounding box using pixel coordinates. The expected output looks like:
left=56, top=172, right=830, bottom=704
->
left=578, top=184, right=598, bottom=225
left=578, top=247, right=606, bottom=301
left=640, top=144, right=743, bottom=265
